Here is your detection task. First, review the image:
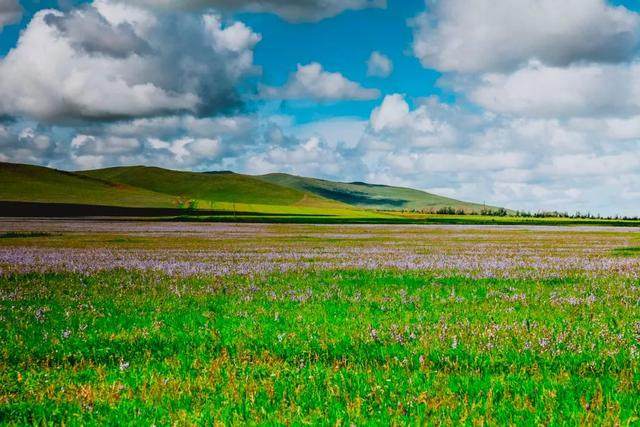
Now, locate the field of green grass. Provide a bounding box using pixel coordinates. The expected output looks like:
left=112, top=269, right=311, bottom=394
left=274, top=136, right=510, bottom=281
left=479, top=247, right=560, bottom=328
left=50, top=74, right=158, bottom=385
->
left=0, top=221, right=638, bottom=424
left=2, top=270, right=638, bottom=425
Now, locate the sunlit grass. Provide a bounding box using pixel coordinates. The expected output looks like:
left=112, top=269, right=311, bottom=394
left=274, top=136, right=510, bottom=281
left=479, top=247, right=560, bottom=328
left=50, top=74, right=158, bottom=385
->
left=0, top=221, right=639, bottom=424
left=1, top=270, right=638, bottom=425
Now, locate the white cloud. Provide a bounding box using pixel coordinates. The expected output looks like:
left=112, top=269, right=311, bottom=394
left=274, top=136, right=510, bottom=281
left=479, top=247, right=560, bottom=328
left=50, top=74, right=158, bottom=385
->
left=0, top=0, right=21, bottom=29
left=366, top=51, right=393, bottom=77
left=244, top=135, right=353, bottom=178
left=260, top=62, right=380, bottom=101
left=370, top=94, right=409, bottom=131
left=125, top=0, right=386, bottom=23
left=349, top=94, right=640, bottom=214
left=0, top=1, right=260, bottom=123
left=0, top=124, right=53, bottom=165
left=368, top=94, right=457, bottom=147
left=412, top=0, right=640, bottom=73
left=468, top=61, right=640, bottom=118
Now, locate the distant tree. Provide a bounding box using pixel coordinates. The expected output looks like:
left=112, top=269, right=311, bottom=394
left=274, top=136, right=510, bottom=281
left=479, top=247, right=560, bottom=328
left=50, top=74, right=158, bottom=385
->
left=174, top=196, right=188, bottom=209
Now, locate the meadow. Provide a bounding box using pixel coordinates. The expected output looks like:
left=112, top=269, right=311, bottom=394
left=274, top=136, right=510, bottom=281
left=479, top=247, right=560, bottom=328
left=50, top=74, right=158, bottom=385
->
left=1, top=221, right=639, bottom=425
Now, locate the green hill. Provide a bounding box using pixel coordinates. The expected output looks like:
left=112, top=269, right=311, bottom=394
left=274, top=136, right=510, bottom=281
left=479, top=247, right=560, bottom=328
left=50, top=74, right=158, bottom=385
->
left=0, top=162, right=499, bottom=217
left=80, top=166, right=346, bottom=210
left=258, top=173, right=491, bottom=212
left=0, top=162, right=177, bottom=208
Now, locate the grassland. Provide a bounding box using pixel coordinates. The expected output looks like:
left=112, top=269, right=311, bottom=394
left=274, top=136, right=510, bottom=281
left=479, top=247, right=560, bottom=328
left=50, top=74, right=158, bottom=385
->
left=0, top=162, right=177, bottom=208
left=0, top=221, right=638, bottom=424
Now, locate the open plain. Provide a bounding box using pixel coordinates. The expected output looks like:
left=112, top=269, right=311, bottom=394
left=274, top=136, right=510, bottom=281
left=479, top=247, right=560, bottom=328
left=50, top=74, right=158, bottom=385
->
left=0, top=220, right=639, bottom=424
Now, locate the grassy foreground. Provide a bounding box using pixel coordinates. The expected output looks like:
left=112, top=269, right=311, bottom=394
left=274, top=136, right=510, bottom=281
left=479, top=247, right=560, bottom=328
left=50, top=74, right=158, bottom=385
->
left=1, top=270, right=638, bottom=425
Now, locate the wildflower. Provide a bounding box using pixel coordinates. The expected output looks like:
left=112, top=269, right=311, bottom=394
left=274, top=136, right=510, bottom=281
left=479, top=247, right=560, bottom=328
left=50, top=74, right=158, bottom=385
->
left=61, top=329, right=71, bottom=340
left=34, top=307, right=46, bottom=323
left=369, top=328, right=379, bottom=341
left=451, top=336, right=458, bottom=349
left=119, top=360, right=130, bottom=371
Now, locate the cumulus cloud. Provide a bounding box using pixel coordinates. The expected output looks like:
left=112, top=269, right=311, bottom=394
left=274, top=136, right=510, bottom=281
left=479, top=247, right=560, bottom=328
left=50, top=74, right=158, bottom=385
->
left=0, top=113, right=256, bottom=171
left=68, top=115, right=253, bottom=169
left=366, top=51, right=393, bottom=77
left=260, top=62, right=380, bottom=101
left=43, top=6, right=152, bottom=58
left=125, top=0, right=386, bottom=23
left=0, top=0, right=22, bottom=29
left=0, top=125, right=54, bottom=165
left=0, top=0, right=260, bottom=123
left=350, top=94, right=640, bottom=214
left=412, top=0, right=640, bottom=73
left=467, top=61, right=640, bottom=118
left=368, top=94, right=457, bottom=146
left=244, top=135, right=353, bottom=177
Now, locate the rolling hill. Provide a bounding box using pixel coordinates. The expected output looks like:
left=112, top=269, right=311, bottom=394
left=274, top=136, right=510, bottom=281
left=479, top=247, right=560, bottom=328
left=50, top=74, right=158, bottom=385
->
left=0, top=162, right=499, bottom=217
left=79, top=166, right=346, bottom=210
left=258, top=173, right=490, bottom=212
left=0, top=162, right=177, bottom=208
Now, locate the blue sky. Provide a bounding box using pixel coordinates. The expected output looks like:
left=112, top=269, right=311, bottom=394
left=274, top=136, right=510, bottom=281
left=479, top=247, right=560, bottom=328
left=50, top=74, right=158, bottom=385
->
left=2, top=0, right=640, bottom=215
left=1, top=0, right=442, bottom=123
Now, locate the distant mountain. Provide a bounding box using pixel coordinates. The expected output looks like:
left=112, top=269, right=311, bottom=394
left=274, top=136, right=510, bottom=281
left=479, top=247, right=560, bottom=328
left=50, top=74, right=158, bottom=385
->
left=0, top=162, right=499, bottom=215
left=258, top=173, right=490, bottom=212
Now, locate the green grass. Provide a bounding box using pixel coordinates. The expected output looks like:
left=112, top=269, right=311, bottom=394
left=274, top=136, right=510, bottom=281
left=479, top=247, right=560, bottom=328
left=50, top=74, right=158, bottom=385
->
left=0, top=162, right=372, bottom=217
left=1, top=270, right=637, bottom=425
left=0, top=162, right=177, bottom=208
left=258, top=173, right=493, bottom=212
left=612, top=247, right=640, bottom=257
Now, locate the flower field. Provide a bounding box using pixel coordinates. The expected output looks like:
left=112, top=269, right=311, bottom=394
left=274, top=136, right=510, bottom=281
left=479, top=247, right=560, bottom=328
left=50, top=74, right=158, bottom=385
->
left=1, top=221, right=639, bottom=424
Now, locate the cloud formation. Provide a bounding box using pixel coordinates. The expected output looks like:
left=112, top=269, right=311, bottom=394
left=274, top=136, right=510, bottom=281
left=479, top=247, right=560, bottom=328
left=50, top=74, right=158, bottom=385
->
left=468, top=61, right=640, bottom=118
left=366, top=51, right=393, bottom=77
left=412, top=0, right=640, bottom=73
left=0, top=0, right=21, bottom=29
left=260, top=62, right=380, bottom=101
left=0, top=0, right=260, bottom=123
left=354, top=95, right=640, bottom=214
left=125, top=0, right=386, bottom=23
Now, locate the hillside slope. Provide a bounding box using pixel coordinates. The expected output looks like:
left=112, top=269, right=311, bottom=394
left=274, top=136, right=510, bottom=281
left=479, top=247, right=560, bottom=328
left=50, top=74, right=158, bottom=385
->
left=0, top=162, right=177, bottom=208
left=258, top=173, right=491, bottom=212
left=80, top=166, right=347, bottom=210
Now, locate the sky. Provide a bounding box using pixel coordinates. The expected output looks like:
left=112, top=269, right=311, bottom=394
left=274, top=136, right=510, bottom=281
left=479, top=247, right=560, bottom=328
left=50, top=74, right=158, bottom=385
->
left=1, top=0, right=640, bottom=215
